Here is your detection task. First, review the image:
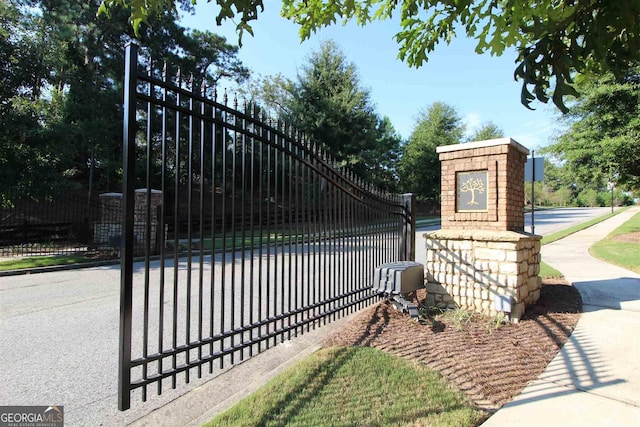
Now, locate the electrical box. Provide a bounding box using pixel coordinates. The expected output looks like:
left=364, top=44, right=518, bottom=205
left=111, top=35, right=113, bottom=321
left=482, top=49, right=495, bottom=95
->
left=372, top=261, right=424, bottom=295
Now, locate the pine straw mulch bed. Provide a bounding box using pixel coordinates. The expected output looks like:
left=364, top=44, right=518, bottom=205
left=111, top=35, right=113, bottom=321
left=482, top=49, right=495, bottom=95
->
left=323, top=279, right=582, bottom=419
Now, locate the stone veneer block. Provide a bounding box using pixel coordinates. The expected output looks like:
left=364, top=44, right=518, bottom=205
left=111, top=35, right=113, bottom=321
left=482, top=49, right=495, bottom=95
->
left=423, top=229, right=541, bottom=322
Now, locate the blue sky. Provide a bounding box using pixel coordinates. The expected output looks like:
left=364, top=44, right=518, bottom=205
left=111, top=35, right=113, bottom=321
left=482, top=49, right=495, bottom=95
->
left=180, top=3, right=561, bottom=150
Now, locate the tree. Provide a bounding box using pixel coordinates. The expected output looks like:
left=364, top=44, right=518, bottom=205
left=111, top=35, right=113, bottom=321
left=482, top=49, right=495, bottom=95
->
left=286, top=41, right=377, bottom=162
left=398, top=102, right=463, bottom=199
left=101, top=0, right=640, bottom=113
left=259, top=40, right=401, bottom=187
left=363, top=116, right=403, bottom=191
left=0, top=0, right=62, bottom=199
left=1, top=0, right=249, bottom=201
left=467, top=122, right=504, bottom=142
left=543, top=66, right=640, bottom=190
left=246, top=73, right=295, bottom=118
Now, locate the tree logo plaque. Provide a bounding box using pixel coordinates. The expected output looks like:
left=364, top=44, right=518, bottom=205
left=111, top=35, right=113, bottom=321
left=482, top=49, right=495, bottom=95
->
left=456, top=170, right=488, bottom=212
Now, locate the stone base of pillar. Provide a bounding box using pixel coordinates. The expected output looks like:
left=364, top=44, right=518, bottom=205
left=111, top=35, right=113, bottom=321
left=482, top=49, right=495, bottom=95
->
left=423, top=229, right=542, bottom=322
left=94, top=221, right=159, bottom=254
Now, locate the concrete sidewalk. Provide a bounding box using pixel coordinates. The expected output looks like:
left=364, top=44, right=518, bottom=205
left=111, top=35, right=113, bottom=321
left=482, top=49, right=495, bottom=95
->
left=482, top=206, right=640, bottom=426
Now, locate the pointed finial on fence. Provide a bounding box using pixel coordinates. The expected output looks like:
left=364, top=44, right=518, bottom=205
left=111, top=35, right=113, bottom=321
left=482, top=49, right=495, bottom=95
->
left=213, top=84, right=218, bottom=102
left=233, top=93, right=238, bottom=110
left=223, top=89, right=228, bottom=106
left=200, top=79, right=206, bottom=96
left=176, top=67, right=182, bottom=86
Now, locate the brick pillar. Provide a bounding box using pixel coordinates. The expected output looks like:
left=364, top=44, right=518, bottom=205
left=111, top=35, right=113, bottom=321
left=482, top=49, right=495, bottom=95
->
left=437, top=138, right=528, bottom=231
left=423, top=138, right=541, bottom=322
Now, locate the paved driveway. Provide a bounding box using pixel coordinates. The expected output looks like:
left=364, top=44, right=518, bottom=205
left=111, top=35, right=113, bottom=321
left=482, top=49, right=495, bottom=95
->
left=0, top=266, right=130, bottom=425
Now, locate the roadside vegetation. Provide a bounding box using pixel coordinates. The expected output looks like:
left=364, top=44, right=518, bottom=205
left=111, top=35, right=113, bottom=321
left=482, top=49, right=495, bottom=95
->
left=590, top=211, right=640, bottom=274
left=0, top=255, right=94, bottom=271
left=206, top=346, right=485, bottom=427
left=539, top=261, right=563, bottom=279
left=540, top=208, right=629, bottom=245
left=1, top=209, right=625, bottom=274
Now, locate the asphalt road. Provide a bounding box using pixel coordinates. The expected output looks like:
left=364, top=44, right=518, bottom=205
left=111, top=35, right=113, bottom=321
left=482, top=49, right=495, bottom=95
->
left=0, top=207, right=615, bottom=426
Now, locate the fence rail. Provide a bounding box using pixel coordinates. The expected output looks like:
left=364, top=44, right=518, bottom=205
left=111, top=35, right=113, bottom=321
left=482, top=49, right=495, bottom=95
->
left=118, top=42, right=415, bottom=410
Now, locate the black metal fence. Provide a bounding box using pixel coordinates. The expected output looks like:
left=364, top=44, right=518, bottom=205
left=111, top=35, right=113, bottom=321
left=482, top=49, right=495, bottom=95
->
left=0, top=189, right=160, bottom=258
left=0, top=191, right=102, bottom=258
left=119, top=42, right=415, bottom=410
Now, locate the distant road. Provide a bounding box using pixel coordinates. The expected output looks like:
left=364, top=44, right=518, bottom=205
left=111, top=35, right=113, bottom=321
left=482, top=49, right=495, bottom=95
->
left=416, top=207, right=613, bottom=235
left=524, top=207, right=614, bottom=236
left=415, top=207, right=615, bottom=263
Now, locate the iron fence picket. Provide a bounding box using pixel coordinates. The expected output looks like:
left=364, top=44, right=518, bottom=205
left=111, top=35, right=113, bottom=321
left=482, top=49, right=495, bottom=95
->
left=118, top=42, right=414, bottom=410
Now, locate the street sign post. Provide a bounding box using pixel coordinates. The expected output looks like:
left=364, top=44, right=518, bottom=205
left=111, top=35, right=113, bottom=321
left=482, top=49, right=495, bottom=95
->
left=525, top=152, right=545, bottom=234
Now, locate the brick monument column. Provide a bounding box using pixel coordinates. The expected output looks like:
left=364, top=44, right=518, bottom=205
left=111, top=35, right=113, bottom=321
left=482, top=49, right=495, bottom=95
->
left=423, top=138, right=541, bottom=322
left=94, top=189, right=163, bottom=254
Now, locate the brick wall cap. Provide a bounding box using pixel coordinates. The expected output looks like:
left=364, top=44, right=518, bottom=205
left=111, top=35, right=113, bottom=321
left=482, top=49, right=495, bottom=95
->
left=436, top=137, right=529, bottom=155
left=424, top=229, right=541, bottom=242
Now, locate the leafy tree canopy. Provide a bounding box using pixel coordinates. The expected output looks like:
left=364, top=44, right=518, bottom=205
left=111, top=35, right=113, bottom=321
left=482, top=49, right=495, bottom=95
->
left=100, top=0, right=640, bottom=113
left=1, top=0, right=249, bottom=200
left=250, top=40, right=402, bottom=189
left=543, top=65, right=640, bottom=190
left=466, top=121, right=504, bottom=142
left=398, top=102, right=463, bottom=199
left=287, top=41, right=377, bottom=161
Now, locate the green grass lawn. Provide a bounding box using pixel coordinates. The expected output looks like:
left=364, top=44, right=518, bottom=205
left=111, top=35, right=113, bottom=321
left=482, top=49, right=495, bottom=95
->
left=206, top=346, right=485, bottom=427
left=417, top=215, right=440, bottom=223
left=0, top=255, right=93, bottom=271
left=540, top=207, right=628, bottom=245
left=590, top=211, right=640, bottom=274
left=539, top=261, right=563, bottom=278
